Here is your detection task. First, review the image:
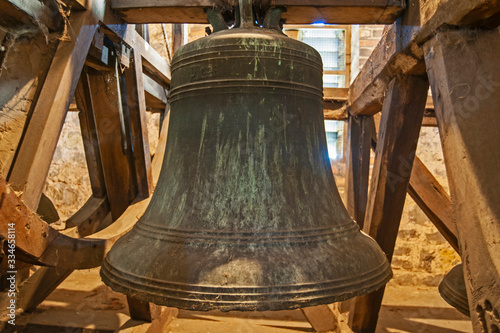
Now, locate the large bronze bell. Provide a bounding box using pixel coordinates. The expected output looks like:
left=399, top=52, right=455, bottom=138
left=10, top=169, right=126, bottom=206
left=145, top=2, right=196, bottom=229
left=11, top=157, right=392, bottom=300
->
left=101, top=0, right=392, bottom=311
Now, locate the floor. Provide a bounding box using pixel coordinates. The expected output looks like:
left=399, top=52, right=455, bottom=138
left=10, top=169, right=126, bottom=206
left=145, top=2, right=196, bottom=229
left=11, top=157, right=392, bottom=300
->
left=14, top=268, right=472, bottom=332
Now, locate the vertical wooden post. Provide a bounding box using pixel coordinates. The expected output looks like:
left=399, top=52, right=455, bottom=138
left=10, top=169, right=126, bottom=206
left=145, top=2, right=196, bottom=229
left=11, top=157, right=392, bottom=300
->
left=123, top=49, right=154, bottom=197
left=345, top=115, right=373, bottom=229
left=424, top=27, right=500, bottom=332
left=350, top=75, right=429, bottom=332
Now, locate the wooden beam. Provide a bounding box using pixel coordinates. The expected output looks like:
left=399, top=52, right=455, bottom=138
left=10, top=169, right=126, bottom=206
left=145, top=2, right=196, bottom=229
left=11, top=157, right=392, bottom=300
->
left=424, top=27, right=500, bottom=332
left=349, top=0, right=500, bottom=116
left=104, top=25, right=171, bottom=85
left=0, top=34, right=56, bottom=178
left=324, top=87, right=348, bottom=101
left=118, top=306, right=178, bottom=333
left=64, top=196, right=112, bottom=238
left=345, top=116, right=373, bottom=229
left=111, top=0, right=405, bottom=24
left=301, top=304, right=341, bottom=332
left=75, top=70, right=107, bottom=198
left=408, top=157, right=459, bottom=252
left=127, top=297, right=162, bottom=322
left=143, top=73, right=168, bottom=110
left=351, top=75, right=428, bottom=332
left=125, top=50, right=154, bottom=197
left=7, top=11, right=98, bottom=210
left=86, top=67, right=138, bottom=220
left=0, top=0, right=63, bottom=32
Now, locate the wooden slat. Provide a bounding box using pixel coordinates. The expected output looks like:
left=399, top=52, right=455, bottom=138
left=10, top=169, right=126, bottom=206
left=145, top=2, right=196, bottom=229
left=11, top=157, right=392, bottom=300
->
left=345, top=116, right=373, bottom=229
left=424, top=27, right=500, bottom=332
left=0, top=0, right=63, bottom=31
left=111, top=0, right=405, bottom=24
left=351, top=75, right=428, bottom=332
left=7, top=11, right=98, bottom=210
left=86, top=67, right=138, bottom=220
left=349, top=0, right=500, bottom=116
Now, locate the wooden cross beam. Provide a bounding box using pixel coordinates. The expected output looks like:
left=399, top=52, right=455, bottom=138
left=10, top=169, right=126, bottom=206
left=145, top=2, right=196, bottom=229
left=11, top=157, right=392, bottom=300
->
left=349, top=0, right=500, bottom=116
left=110, top=0, right=405, bottom=25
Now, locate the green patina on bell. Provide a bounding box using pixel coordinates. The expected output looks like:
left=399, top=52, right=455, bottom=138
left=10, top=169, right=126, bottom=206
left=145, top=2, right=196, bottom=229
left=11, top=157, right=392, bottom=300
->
left=101, top=0, right=392, bottom=311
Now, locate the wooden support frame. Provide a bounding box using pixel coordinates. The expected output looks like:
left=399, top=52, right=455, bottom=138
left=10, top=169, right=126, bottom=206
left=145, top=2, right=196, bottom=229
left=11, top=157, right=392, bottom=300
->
left=349, top=0, right=500, bottom=116
left=111, top=0, right=405, bottom=25
left=350, top=75, right=428, bottom=332
left=424, top=26, right=500, bottom=332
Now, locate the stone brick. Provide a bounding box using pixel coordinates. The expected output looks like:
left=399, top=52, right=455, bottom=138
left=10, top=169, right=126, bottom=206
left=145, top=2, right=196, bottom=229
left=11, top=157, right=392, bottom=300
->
left=359, top=47, right=373, bottom=57
left=360, top=29, right=371, bottom=38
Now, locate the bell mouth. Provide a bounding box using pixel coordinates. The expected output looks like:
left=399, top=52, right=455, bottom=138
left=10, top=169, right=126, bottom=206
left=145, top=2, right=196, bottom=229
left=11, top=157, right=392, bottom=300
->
left=100, top=230, right=392, bottom=312
left=439, top=264, right=470, bottom=317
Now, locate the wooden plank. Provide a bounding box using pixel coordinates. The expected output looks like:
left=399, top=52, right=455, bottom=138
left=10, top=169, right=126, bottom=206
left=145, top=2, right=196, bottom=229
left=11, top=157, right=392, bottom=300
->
left=75, top=69, right=107, bottom=198
left=7, top=11, right=98, bottom=210
left=424, top=27, right=500, bottom=332
left=351, top=75, right=428, bottom=332
left=349, top=0, right=500, bottom=116
left=345, top=116, right=373, bottom=229
left=124, top=49, right=154, bottom=197
left=0, top=0, right=63, bottom=31
left=111, top=0, right=404, bottom=24
left=86, top=67, right=138, bottom=220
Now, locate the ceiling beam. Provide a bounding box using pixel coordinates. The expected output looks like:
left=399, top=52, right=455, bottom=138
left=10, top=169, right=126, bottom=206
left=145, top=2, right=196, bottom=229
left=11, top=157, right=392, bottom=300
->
left=111, top=0, right=405, bottom=24
left=349, top=0, right=500, bottom=116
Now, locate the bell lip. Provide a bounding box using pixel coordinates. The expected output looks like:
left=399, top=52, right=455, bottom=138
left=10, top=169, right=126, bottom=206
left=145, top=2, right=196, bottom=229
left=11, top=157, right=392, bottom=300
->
left=100, top=257, right=392, bottom=312
left=438, top=265, right=470, bottom=317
